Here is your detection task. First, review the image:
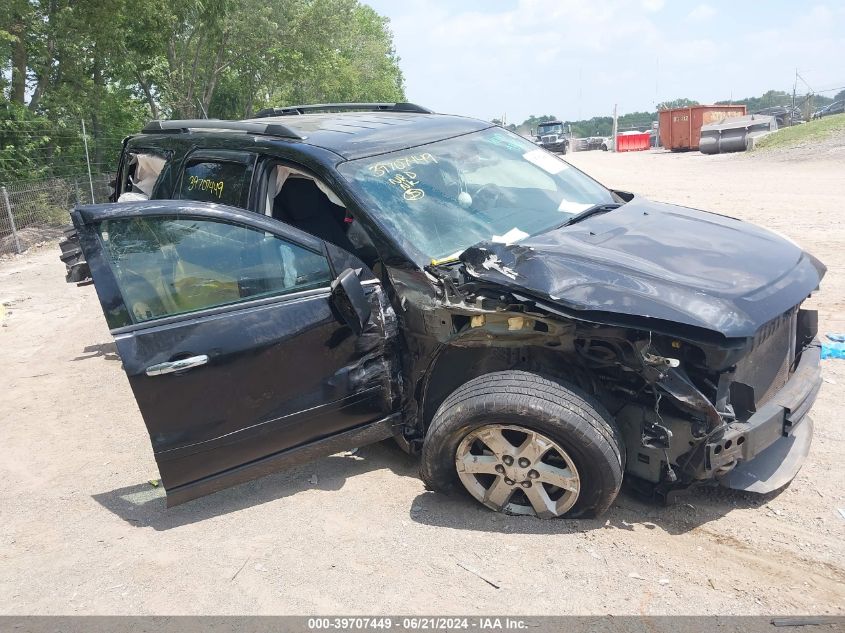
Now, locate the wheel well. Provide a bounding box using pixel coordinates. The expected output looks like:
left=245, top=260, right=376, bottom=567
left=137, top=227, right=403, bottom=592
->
left=419, top=345, right=596, bottom=433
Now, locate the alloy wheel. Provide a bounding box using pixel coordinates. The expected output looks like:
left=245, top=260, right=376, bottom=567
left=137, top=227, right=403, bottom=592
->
left=454, top=424, right=581, bottom=518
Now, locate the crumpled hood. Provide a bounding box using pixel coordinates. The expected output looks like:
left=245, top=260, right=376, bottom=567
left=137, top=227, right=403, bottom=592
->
left=460, top=197, right=825, bottom=339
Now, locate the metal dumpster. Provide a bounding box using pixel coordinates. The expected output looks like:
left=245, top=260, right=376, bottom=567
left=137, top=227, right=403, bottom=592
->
left=659, top=105, right=747, bottom=151
left=699, top=114, right=778, bottom=154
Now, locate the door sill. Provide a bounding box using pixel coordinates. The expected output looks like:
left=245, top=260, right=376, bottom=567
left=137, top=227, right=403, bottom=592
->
left=165, top=414, right=401, bottom=507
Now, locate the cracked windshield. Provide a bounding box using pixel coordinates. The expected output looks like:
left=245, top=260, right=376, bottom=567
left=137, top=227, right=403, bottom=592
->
left=338, top=127, right=615, bottom=262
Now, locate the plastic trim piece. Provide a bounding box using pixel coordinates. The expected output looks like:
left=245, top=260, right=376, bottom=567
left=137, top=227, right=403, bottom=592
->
left=142, top=119, right=305, bottom=140
left=254, top=102, right=434, bottom=117
left=719, top=416, right=814, bottom=494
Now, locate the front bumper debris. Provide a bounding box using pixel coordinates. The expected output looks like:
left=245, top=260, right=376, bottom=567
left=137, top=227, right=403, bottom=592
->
left=540, top=142, right=567, bottom=153
left=719, top=416, right=813, bottom=493
left=717, top=341, right=822, bottom=493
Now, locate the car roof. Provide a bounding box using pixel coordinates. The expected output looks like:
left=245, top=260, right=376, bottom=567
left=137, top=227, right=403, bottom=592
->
left=137, top=111, right=493, bottom=161
left=245, top=112, right=491, bottom=160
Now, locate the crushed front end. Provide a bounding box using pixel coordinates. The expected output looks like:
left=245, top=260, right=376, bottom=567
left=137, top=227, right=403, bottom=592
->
left=613, top=306, right=822, bottom=498
left=414, top=219, right=827, bottom=502
left=429, top=200, right=828, bottom=501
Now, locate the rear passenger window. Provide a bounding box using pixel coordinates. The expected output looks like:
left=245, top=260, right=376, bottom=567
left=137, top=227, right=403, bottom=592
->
left=179, top=161, right=249, bottom=206
left=116, top=150, right=169, bottom=201
left=98, top=217, right=332, bottom=323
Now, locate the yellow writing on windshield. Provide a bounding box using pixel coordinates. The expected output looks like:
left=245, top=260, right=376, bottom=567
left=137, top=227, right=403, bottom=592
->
left=388, top=171, right=425, bottom=201
left=368, top=152, right=437, bottom=177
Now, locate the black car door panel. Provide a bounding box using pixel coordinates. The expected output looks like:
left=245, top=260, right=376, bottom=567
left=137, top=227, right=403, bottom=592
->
left=73, top=200, right=399, bottom=505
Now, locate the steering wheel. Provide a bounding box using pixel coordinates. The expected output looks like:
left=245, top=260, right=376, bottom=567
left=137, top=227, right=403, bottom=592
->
left=471, top=182, right=503, bottom=210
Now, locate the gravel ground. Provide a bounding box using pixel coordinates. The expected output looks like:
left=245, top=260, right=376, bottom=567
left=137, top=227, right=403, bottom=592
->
left=0, top=148, right=843, bottom=615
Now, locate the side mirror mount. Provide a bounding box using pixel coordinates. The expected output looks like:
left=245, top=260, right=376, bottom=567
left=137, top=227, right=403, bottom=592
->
left=610, top=189, right=635, bottom=202
left=330, top=268, right=371, bottom=336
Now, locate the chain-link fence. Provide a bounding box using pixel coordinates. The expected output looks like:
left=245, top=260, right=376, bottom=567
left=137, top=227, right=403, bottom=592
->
left=0, top=173, right=113, bottom=255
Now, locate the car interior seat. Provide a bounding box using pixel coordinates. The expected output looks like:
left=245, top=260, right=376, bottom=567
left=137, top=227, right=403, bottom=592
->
left=273, top=177, right=354, bottom=252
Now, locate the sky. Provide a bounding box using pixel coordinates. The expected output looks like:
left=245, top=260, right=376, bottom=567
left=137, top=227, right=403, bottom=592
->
left=364, top=0, right=845, bottom=124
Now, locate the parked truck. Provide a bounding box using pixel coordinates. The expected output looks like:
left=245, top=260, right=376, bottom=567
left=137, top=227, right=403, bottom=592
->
left=535, top=119, right=569, bottom=154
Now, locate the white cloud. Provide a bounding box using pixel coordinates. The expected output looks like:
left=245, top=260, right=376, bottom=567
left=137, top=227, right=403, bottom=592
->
left=688, top=4, right=717, bottom=21
left=641, top=0, right=665, bottom=12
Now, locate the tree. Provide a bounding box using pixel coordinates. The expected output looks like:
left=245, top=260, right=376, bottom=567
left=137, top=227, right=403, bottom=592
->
left=123, top=0, right=405, bottom=118
left=0, top=0, right=406, bottom=182
left=656, top=98, right=699, bottom=110
left=0, top=102, right=52, bottom=182
left=277, top=0, right=404, bottom=108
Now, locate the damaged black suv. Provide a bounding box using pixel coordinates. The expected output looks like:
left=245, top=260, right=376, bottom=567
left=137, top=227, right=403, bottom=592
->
left=61, top=102, right=825, bottom=517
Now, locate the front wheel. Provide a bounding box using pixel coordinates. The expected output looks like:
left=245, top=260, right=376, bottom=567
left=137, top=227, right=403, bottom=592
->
left=420, top=371, right=625, bottom=518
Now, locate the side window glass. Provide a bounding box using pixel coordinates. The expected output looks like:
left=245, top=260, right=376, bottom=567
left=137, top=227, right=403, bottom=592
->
left=98, top=217, right=332, bottom=323
left=178, top=161, right=249, bottom=206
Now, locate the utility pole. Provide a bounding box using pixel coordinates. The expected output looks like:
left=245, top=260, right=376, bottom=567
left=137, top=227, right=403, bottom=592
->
left=578, top=67, right=583, bottom=120
left=655, top=57, right=659, bottom=105
left=612, top=104, right=618, bottom=153
left=792, top=68, right=798, bottom=114
left=81, top=119, right=95, bottom=204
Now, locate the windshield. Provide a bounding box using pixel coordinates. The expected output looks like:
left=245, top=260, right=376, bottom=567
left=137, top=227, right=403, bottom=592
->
left=338, top=127, right=616, bottom=262
left=538, top=124, right=564, bottom=135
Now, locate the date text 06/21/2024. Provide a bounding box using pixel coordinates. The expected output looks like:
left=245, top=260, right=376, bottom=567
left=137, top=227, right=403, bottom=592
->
left=306, top=617, right=529, bottom=630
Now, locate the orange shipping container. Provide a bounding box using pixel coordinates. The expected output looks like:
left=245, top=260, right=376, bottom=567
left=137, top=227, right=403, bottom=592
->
left=659, top=105, right=747, bottom=151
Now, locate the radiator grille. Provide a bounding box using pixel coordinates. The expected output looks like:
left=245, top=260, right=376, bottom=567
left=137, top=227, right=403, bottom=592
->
left=733, top=308, right=797, bottom=408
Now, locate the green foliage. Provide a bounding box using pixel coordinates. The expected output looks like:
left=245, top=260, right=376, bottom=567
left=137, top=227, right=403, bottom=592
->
left=512, top=111, right=656, bottom=138
left=715, top=90, right=790, bottom=111
left=716, top=89, right=834, bottom=119
left=571, top=112, right=655, bottom=137
left=656, top=98, right=699, bottom=110
left=11, top=185, right=74, bottom=229
left=0, top=0, right=405, bottom=182
left=275, top=0, right=405, bottom=109
left=754, top=112, right=845, bottom=151
left=0, top=102, right=52, bottom=182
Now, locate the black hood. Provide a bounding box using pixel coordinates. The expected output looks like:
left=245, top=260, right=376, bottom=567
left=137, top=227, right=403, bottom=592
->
left=460, top=197, right=825, bottom=340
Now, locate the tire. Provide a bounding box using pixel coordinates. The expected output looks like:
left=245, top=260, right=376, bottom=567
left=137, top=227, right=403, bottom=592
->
left=420, top=370, right=624, bottom=518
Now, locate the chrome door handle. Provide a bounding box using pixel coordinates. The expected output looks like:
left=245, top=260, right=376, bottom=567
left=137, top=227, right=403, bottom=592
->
left=145, top=355, right=209, bottom=376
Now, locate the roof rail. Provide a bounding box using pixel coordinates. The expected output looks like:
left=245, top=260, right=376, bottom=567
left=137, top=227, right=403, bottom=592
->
left=141, top=119, right=305, bottom=139
left=254, top=102, right=434, bottom=117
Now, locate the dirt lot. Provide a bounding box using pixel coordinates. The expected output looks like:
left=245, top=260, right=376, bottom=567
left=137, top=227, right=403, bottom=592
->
left=1, top=148, right=844, bottom=616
